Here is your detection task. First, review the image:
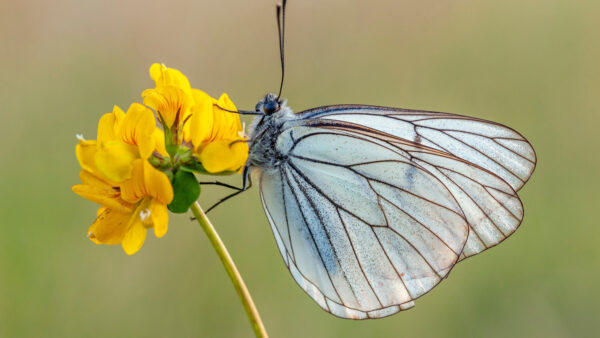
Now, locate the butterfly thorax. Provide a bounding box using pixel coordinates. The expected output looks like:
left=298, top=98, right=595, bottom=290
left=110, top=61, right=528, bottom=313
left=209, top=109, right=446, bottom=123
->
left=247, top=95, right=298, bottom=170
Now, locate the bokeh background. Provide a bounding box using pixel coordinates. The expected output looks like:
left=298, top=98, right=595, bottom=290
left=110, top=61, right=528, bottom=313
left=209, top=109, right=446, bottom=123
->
left=1, top=0, right=599, bottom=337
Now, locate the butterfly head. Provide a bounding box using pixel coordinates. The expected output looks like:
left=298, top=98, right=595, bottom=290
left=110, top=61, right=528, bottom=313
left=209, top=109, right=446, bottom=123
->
left=256, top=93, right=287, bottom=116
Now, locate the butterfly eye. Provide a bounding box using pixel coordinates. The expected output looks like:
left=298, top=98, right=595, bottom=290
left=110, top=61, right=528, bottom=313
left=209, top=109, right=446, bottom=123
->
left=264, top=100, right=279, bottom=115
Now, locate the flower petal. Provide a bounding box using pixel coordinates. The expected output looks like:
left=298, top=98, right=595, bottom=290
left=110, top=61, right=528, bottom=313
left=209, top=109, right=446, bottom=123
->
left=73, top=193, right=132, bottom=215
left=95, top=141, right=138, bottom=182
left=189, top=89, right=215, bottom=145
left=120, top=159, right=174, bottom=204
left=142, top=86, right=192, bottom=128
left=213, top=93, right=242, bottom=141
left=150, top=200, right=169, bottom=238
left=75, top=139, right=98, bottom=173
left=121, top=217, right=147, bottom=255
left=88, top=207, right=130, bottom=245
left=79, top=169, right=111, bottom=189
left=97, top=106, right=125, bottom=145
left=199, top=139, right=249, bottom=173
left=120, top=103, right=157, bottom=159
left=142, top=160, right=174, bottom=205
left=97, top=114, right=117, bottom=145
left=120, top=159, right=146, bottom=203
left=149, top=63, right=193, bottom=98
left=153, top=128, right=168, bottom=156
left=73, top=170, right=132, bottom=211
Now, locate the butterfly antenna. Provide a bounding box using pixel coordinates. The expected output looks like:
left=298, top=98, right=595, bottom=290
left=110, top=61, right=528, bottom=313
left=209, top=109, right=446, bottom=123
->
left=214, top=104, right=263, bottom=115
left=276, top=0, right=287, bottom=100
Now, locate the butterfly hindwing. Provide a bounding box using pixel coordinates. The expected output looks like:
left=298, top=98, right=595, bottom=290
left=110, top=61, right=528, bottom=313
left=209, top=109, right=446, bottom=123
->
left=257, top=125, right=470, bottom=318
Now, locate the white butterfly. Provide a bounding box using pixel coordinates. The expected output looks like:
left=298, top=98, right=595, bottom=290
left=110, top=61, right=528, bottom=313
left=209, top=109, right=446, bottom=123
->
left=242, top=95, right=536, bottom=319
left=210, top=0, right=535, bottom=319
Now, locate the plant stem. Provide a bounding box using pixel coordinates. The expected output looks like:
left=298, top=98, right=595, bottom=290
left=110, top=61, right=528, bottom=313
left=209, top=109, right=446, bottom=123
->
left=189, top=201, right=268, bottom=338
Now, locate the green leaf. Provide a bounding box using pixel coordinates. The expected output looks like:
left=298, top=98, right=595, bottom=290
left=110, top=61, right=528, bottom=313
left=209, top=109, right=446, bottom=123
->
left=168, top=170, right=201, bottom=213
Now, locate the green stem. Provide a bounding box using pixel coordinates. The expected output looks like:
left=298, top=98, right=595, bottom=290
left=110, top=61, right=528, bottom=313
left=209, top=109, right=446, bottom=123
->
left=189, top=201, right=268, bottom=338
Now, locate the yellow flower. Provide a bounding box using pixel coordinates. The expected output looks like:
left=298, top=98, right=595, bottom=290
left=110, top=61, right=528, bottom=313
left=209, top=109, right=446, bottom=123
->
left=148, top=63, right=193, bottom=98
left=76, top=104, right=163, bottom=182
left=190, top=93, right=249, bottom=173
left=74, top=62, right=252, bottom=254
left=142, top=63, right=195, bottom=131
left=140, top=63, right=248, bottom=173
left=72, top=159, right=173, bottom=255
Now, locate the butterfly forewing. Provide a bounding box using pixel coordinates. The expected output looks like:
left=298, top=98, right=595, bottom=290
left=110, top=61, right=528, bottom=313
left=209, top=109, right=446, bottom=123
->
left=299, top=105, right=536, bottom=191
left=296, top=105, right=535, bottom=258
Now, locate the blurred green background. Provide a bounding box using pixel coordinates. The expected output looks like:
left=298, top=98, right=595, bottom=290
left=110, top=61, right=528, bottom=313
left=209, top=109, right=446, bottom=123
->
left=1, top=0, right=599, bottom=337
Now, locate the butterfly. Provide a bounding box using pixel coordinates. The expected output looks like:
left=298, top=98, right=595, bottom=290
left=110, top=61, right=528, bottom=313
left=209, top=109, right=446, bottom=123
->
left=211, top=0, right=536, bottom=319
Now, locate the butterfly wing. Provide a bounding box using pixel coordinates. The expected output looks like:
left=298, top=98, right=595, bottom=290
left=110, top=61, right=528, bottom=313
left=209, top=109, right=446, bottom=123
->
left=298, top=105, right=536, bottom=258
left=256, top=125, right=471, bottom=319
left=300, top=105, right=536, bottom=191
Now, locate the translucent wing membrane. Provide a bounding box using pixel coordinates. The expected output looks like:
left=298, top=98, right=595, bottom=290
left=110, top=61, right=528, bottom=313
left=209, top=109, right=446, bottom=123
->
left=256, top=105, right=535, bottom=318
left=299, top=105, right=536, bottom=191
left=298, top=105, right=535, bottom=258
left=257, top=126, right=471, bottom=318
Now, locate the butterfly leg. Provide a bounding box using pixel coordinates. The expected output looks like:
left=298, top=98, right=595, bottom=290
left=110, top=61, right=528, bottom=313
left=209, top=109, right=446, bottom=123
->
left=198, top=181, right=244, bottom=191
left=198, top=166, right=253, bottom=215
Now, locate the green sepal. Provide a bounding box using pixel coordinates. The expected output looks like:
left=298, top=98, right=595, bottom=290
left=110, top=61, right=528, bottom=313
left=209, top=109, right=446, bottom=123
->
left=166, top=144, right=179, bottom=159
left=168, top=170, right=201, bottom=213
left=157, top=114, right=179, bottom=159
